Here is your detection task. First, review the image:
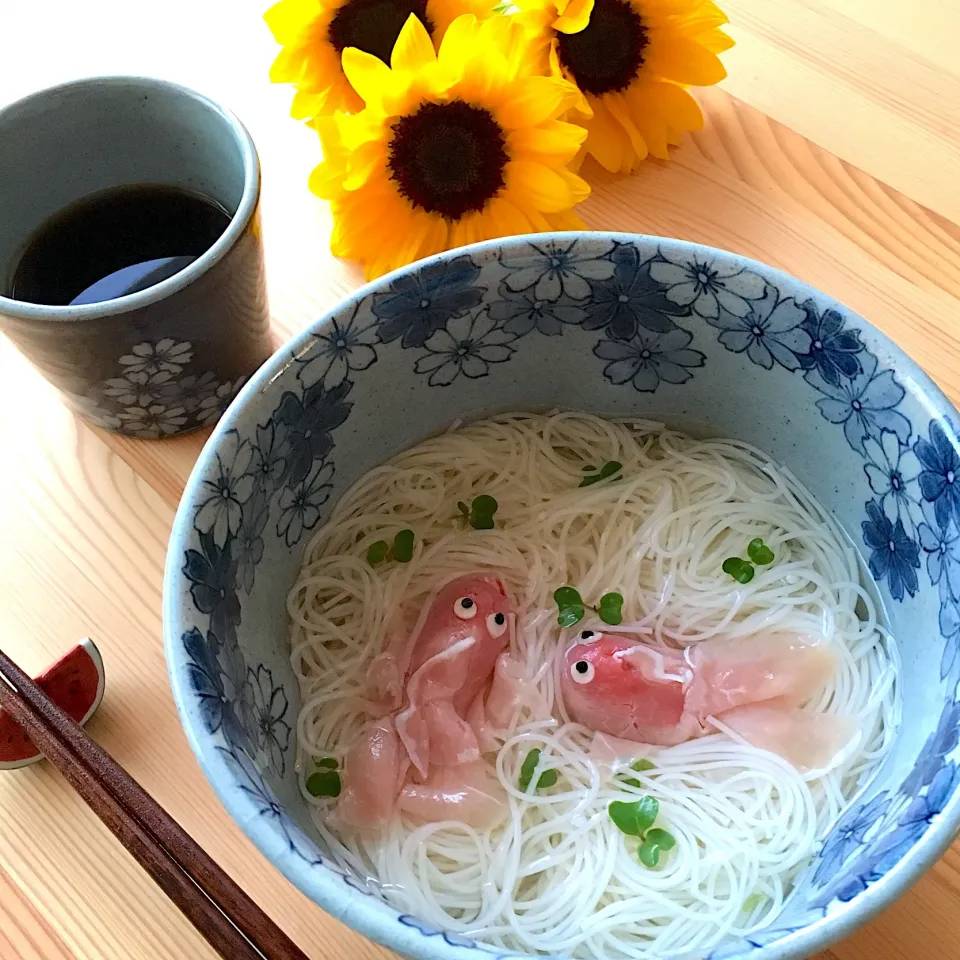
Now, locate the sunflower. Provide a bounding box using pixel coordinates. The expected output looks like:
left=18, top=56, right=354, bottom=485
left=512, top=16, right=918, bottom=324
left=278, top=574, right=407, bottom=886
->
left=514, top=0, right=733, bottom=173
left=265, top=0, right=499, bottom=119
left=311, top=14, right=591, bottom=279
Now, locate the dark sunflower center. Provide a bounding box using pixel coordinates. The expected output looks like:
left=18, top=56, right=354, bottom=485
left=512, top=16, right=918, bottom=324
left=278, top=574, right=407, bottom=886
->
left=555, top=0, right=649, bottom=96
left=388, top=100, right=508, bottom=220
left=327, top=0, right=433, bottom=63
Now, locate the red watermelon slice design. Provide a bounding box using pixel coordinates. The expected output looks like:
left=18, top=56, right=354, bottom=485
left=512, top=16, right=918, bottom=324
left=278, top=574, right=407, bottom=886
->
left=0, top=638, right=106, bottom=769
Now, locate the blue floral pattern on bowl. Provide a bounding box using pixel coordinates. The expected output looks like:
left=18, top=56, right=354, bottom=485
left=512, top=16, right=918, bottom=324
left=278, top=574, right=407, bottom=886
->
left=164, top=234, right=960, bottom=960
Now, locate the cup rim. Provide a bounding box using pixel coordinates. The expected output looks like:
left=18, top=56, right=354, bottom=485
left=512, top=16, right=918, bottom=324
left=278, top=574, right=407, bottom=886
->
left=0, top=75, right=260, bottom=323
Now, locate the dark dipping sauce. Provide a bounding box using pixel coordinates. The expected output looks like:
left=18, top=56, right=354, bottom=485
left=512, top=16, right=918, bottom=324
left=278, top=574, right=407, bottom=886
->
left=7, top=183, right=231, bottom=307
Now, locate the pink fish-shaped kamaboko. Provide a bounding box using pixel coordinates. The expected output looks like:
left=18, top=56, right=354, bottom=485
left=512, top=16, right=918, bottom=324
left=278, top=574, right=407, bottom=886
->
left=561, top=630, right=857, bottom=770
left=338, top=574, right=522, bottom=829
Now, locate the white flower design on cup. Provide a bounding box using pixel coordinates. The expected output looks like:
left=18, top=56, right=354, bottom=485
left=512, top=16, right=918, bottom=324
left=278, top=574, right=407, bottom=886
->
left=118, top=338, right=194, bottom=377
left=117, top=404, right=189, bottom=438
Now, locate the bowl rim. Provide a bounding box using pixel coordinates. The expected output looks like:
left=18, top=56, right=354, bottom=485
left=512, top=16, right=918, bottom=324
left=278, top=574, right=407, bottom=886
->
left=163, top=231, right=960, bottom=960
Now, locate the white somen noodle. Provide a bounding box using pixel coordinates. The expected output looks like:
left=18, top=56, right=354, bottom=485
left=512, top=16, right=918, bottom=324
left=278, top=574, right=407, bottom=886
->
left=287, top=412, right=898, bottom=958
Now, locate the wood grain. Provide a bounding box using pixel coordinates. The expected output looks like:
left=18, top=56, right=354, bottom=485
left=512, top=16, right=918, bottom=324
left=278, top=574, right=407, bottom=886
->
left=0, top=1, right=958, bottom=959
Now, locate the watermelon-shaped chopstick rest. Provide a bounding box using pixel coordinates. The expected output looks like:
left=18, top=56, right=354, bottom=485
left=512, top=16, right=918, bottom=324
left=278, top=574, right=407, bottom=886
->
left=0, top=638, right=105, bottom=769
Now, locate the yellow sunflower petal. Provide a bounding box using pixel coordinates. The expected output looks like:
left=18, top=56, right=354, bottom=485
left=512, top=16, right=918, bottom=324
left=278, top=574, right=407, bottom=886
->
left=341, top=47, right=396, bottom=109
left=554, top=0, right=594, bottom=33
left=496, top=75, right=581, bottom=129
left=391, top=14, right=438, bottom=72
left=506, top=159, right=584, bottom=212
left=699, top=27, right=736, bottom=54
left=269, top=46, right=307, bottom=83
left=545, top=208, right=587, bottom=230
left=309, top=159, right=345, bottom=200
left=436, top=15, right=500, bottom=98
left=487, top=196, right=537, bottom=236
left=427, top=0, right=500, bottom=37
left=558, top=167, right=591, bottom=204
left=547, top=42, right=592, bottom=115
left=667, top=0, right=730, bottom=31
left=644, top=34, right=727, bottom=85
left=264, top=0, right=321, bottom=42
left=603, top=92, right=651, bottom=166
left=652, top=81, right=704, bottom=133
left=620, top=86, right=669, bottom=159
left=437, top=12, right=479, bottom=64
left=581, top=97, right=630, bottom=172
left=508, top=119, right=587, bottom=163
left=343, top=140, right=388, bottom=190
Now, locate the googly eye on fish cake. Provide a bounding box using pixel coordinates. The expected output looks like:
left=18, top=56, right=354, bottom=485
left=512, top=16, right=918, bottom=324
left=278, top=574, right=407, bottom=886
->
left=453, top=596, right=478, bottom=619
left=570, top=659, right=595, bottom=684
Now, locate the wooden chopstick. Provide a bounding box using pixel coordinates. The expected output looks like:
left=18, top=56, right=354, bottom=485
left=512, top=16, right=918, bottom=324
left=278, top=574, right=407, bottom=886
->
left=0, top=646, right=310, bottom=960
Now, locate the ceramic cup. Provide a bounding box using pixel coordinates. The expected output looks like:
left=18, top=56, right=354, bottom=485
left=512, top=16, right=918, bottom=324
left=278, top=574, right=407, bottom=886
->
left=0, top=76, right=273, bottom=438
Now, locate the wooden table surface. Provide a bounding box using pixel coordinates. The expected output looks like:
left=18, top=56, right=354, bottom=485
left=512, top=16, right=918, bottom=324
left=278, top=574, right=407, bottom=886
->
left=2, top=1, right=959, bottom=958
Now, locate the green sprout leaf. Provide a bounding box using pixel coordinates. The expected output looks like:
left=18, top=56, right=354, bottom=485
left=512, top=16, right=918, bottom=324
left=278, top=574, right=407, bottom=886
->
left=367, top=540, right=389, bottom=565
left=537, top=769, right=558, bottom=789
left=638, top=827, right=675, bottom=868
left=599, top=592, right=624, bottom=625
left=553, top=586, right=585, bottom=628
left=518, top=749, right=558, bottom=792
left=742, top=893, right=765, bottom=913
left=619, top=759, right=654, bottom=787
left=608, top=797, right=659, bottom=837
left=470, top=494, right=498, bottom=530
left=392, top=529, right=415, bottom=563
left=747, top=537, right=775, bottom=565
left=722, top=556, right=755, bottom=584
left=314, top=756, right=338, bottom=769
left=457, top=500, right=470, bottom=517
left=305, top=770, right=341, bottom=798
left=580, top=460, right=623, bottom=487
left=519, top=748, right=541, bottom=791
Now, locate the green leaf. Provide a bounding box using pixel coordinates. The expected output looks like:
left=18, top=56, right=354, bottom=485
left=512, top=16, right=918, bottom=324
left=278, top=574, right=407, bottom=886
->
left=598, top=592, right=624, bottom=625
left=392, top=529, right=415, bottom=563
left=366, top=540, right=389, bottom=565
left=554, top=586, right=582, bottom=606
left=748, top=538, right=775, bottom=565
left=742, top=893, right=765, bottom=913
left=646, top=827, right=675, bottom=850
left=469, top=494, right=498, bottom=530
left=632, top=758, right=655, bottom=772
left=579, top=460, right=623, bottom=487
left=638, top=837, right=661, bottom=867
left=620, top=777, right=642, bottom=789
left=306, top=770, right=341, bottom=798
left=314, top=756, right=338, bottom=769
left=722, top=557, right=755, bottom=584
left=457, top=501, right=470, bottom=516
left=537, top=769, right=558, bottom=789
left=608, top=796, right=659, bottom=837
left=638, top=828, right=675, bottom=867
left=554, top=586, right=585, bottom=627
left=519, top=748, right=541, bottom=791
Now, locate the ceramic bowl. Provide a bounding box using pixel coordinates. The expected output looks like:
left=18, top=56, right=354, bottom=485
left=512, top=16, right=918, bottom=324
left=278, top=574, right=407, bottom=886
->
left=163, top=234, right=960, bottom=960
